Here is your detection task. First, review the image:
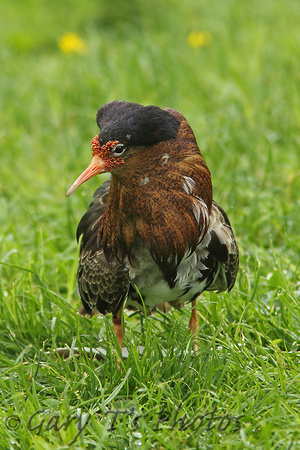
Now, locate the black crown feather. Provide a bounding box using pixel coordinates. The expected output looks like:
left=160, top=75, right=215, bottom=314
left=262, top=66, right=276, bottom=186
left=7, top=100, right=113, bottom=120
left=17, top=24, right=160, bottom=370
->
left=96, top=101, right=180, bottom=147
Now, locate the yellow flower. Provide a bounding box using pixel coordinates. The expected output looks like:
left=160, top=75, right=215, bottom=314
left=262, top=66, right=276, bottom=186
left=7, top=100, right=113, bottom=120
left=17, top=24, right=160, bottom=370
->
left=58, top=33, right=87, bottom=54
left=188, top=31, right=212, bottom=48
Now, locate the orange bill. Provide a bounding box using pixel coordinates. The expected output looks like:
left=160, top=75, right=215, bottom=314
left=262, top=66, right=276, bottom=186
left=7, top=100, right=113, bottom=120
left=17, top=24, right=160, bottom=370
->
left=66, top=155, right=106, bottom=197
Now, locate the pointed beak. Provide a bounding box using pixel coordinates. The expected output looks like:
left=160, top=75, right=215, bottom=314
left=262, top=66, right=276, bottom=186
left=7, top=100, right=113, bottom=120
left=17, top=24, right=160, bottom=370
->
left=66, top=155, right=106, bottom=196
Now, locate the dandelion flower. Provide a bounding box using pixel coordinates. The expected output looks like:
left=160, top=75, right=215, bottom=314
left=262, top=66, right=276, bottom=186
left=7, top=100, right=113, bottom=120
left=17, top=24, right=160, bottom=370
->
left=188, top=31, right=212, bottom=48
left=58, top=33, right=87, bottom=54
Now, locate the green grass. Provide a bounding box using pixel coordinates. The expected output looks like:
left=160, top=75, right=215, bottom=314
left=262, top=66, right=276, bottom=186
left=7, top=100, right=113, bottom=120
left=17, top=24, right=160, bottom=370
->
left=1, top=0, right=300, bottom=448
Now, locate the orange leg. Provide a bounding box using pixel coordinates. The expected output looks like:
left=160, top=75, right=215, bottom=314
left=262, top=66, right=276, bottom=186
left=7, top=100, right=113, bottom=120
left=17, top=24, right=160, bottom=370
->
left=188, top=299, right=198, bottom=352
left=112, top=309, right=124, bottom=352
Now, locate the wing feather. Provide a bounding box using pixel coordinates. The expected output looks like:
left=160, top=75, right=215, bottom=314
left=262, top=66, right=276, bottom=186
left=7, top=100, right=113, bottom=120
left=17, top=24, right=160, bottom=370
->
left=76, top=179, right=130, bottom=315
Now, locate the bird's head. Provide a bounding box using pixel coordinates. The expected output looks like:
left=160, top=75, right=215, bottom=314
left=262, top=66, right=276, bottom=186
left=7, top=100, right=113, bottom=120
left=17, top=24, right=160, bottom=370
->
left=66, top=101, right=180, bottom=196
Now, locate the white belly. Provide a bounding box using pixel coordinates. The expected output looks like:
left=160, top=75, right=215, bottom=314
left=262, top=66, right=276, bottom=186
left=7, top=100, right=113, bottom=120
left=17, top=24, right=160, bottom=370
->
left=126, top=248, right=209, bottom=308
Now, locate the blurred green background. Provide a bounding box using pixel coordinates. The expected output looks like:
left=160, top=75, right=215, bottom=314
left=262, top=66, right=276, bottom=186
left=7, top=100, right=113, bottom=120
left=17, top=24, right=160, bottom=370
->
left=1, top=0, right=300, bottom=448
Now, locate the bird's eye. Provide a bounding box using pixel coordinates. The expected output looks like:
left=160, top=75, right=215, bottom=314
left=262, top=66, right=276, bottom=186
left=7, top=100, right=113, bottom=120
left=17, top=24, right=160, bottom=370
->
left=112, top=143, right=126, bottom=156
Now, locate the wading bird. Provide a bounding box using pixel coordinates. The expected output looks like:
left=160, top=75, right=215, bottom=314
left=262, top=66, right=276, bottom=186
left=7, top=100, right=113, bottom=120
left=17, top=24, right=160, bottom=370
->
left=67, top=101, right=239, bottom=352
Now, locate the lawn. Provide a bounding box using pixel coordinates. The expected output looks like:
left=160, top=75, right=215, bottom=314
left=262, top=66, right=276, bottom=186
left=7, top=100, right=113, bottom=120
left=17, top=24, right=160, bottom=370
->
left=0, top=0, right=300, bottom=448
